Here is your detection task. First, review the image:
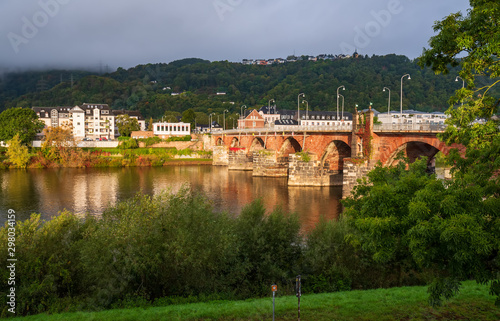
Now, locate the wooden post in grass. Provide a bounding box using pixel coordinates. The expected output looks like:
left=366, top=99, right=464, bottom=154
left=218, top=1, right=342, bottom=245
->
left=272, top=284, right=277, bottom=321
left=296, top=275, right=301, bottom=321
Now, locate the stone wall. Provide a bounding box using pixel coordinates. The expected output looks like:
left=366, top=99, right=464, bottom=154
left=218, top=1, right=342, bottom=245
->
left=342, top=158, right=373, bottom=198
left=144, top=140, right=203, bottom=150
left=288, top=154, right=342, bottom=186
left=228, top=148, right=253, bottom=171
left=252, top=151, right=289, bottom=177
left=213, top=146, right=229, bottom=166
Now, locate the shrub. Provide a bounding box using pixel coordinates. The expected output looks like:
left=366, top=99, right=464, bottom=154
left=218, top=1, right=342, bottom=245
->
left=118, top=139, right=138, bottom=149
left=227, top=200, right=303, bottom=298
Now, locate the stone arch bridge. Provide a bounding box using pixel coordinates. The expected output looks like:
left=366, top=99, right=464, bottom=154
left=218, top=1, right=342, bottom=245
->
left=211, top=109, right=463, bottom=196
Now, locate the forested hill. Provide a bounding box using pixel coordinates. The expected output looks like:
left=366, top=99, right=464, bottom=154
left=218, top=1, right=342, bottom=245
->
left=0, top=54, right=470, bottom=120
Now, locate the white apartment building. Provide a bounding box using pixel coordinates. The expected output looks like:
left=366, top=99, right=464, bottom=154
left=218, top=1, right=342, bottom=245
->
left=33, top=104, right=145, bottom=140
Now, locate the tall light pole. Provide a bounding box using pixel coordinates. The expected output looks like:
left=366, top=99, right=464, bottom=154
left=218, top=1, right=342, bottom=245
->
left=209, top=112, right=215, bottom=132
left=268, top=99, right=275, bottom=113
left=455, top=76, right=464, bottom=106
left=223, top=109, right=229, bottom=130
left=400, top=74, right=411, bottom=121
left=298, top=93, right=305, bottom=124
left=239, top=105, right=247, bottom=130
left=383, top=87, right=391, bottom=114
left=240, top=105, right=247, bottom=119
left=338, top=94, right=344, bottom=119
left=337, top=85, right=345, bottom=121
left=302, top=100, right=308, bottom=125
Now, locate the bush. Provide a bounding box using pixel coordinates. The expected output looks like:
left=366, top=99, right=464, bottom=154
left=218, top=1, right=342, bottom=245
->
left=80, top=188, right=234, bottom=306
left=227, top=200, right=303, bottom=298
left=119, top=139, right=138, bottom=149
left=167, top=135, right=192, bottom=142
left=0, top=212, right=96, bottom=317
left=138, top=136, right=162, bottom=147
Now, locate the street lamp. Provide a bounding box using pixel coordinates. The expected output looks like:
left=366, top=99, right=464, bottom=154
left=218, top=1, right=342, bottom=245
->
left=223, top=109, right=229, bottom=130
left=240, top=105, right=247, bottom=119
left=337, top=85, right=345, bottom=121
left=455, top=76, right=465, bottom=106
left=383, top=87, right=391, bottom=114
left=302, top=100, right=308, bottom=126
left=268, top=99, right=275, bottom=114
left=400, top=74, right=411, bottom=121
left=298, top=93, right=305, bottom=124
left=338, top=94, right=345, bottom=120
left=209, top=112, right=215, bottom=132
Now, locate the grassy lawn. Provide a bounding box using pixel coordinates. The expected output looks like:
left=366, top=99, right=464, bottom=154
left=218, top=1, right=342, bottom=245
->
left=10, top=281, right=500, bottom=320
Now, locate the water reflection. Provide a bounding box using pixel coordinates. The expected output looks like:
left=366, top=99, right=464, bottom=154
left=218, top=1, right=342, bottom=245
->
left=0, top=166, right=342, bottom=231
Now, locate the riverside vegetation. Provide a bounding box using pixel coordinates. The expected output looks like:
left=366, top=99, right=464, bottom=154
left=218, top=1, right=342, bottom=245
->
left=0, top=133, right=211, bottom=170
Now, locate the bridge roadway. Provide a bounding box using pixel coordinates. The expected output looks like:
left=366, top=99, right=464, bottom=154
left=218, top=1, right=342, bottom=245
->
left=210, top=109, right=462, bottom=193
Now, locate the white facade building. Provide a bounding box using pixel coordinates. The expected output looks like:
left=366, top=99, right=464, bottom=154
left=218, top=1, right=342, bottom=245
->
left=153, top=122, right=191, bottom=138
left=33, top=104, right=146, bottom=140
left=377, top=110, right=448, bottom=125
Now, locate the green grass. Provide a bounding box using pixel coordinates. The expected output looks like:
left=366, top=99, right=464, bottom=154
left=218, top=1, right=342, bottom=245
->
left=10, top=281, right=499, bottom=320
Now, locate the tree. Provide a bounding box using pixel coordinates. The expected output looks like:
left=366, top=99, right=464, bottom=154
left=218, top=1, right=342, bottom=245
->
left=115, top=114, right=140, bottom=137
left=345, top=0, right=500, bottom=306
left=163, top=111, right=181, bottom=122
left=147, top=117, right=153, bottom=131
left=418, top=0, right=499, bottom=150
left=6, top=134, right=31, bottom=168
left=0, top=108, right=44, bottom=145
left=181, top=108, right=196, bottom=130
left=41, top=125, right=76, bottom=163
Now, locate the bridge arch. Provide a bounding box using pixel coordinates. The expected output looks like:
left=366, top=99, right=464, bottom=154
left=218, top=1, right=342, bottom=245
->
left=230, top=137, right=239, bottom=147
left=320, top=140, right=351, bottom=171
left=249, top=137, right=266, bottom=152
left=216, top=137, right=224, bottom=146
left=385, top=141, right=441, bottom=167
left=279, top=137, right=302, bottom=158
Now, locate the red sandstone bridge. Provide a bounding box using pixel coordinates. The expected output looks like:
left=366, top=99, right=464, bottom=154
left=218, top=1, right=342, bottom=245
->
left=211, top=109, right=463, bottom=195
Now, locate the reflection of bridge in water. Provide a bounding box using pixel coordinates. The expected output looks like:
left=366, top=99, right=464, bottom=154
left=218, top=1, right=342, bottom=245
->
left=212, top=108, right=463, bottom=196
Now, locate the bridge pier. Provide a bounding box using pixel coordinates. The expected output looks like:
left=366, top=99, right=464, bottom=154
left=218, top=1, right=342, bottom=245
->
left=342, top=158, right=374, bottom=198
left=213, top=146, right=229, bottom=166
left=288, top=153, right=343, bottom=186
left=228, top=148, right=253, bottom=171
left=252, top=151, right=289, bottom=177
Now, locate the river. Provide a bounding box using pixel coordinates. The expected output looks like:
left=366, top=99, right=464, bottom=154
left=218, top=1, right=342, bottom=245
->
left=0, top=165, right=343, bottom=231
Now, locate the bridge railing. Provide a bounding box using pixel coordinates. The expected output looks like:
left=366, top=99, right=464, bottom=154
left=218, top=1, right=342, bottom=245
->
left=373, top=123, right=446, bottom=132
left=218, top=124, right=353, bottom=135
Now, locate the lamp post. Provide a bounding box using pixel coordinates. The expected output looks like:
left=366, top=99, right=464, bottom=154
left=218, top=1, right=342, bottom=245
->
left=298, top=93, right=305, bottom=124
left=209, top=113, right=215, bottom=132
left=240, top=105, right=247, bottom=119
left=383, top=87, right=391, bottom=114
left=337, top=85, right=345, bottom=121
left=223, top=109, right=229, bottom=130
left=400, top=74, right=410, bottom=122
left=268, top=99, right=275, bottom=114
left=455, top=76, right=464, bottom=106
left=338, top=94, right=345, bottom=120
left=302, top=100, right=308, bottom=126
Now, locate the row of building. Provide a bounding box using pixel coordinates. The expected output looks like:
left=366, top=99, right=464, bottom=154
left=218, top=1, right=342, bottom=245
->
left=33, top=104, right=191, bottom=141
left=241, top=53, right=359, bottom=65
left=33, top=103, right=449, bottom=140
left=198, top=105, right=448, bottom=133
left=33, top=104, right=147, bottom=140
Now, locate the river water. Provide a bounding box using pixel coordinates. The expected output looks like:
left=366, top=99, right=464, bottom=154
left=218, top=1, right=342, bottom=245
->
left=0, top=165, right=342, bottom=231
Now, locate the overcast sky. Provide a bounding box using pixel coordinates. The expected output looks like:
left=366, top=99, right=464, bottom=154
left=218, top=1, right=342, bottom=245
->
left=0, top=0, right=471, bottom=72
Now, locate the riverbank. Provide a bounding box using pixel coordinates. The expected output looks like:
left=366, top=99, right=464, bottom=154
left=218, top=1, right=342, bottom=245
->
left=0, top=146, right=213, bottom=169
left=8, top=281, right=499, bottom=321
